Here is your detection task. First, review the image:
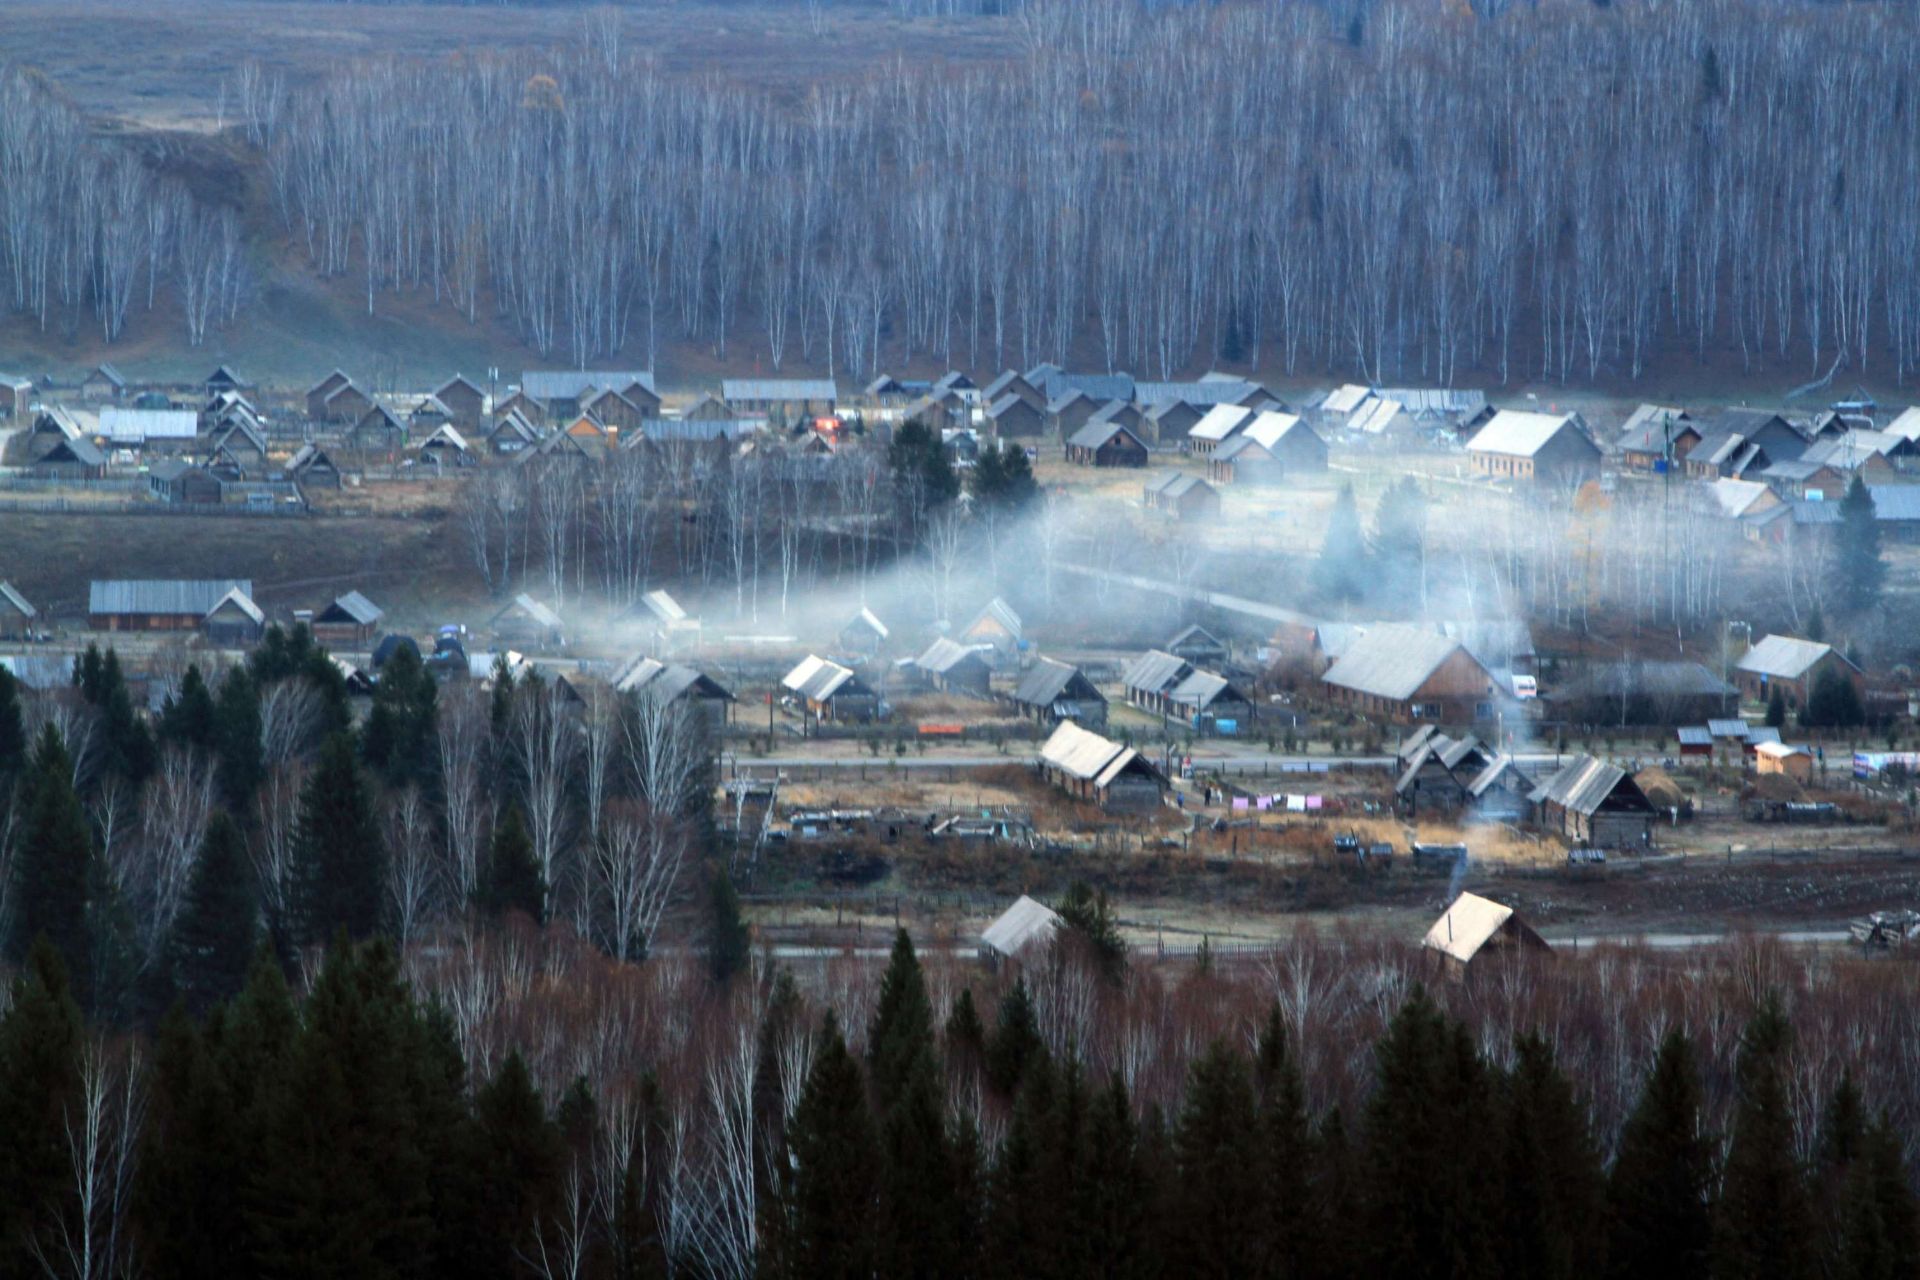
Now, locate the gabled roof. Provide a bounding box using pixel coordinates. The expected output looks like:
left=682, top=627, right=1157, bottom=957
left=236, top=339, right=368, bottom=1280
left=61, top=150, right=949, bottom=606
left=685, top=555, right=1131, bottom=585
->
left=1320, top=384, right=1372, bottom=415
left=1736, top=634, right=1855, bottom=680
left=933, top=370, right=976, bottom=393
left=1616, top=405, right=1694, bottom=453
left=963, top=597, right=1022, bottom=641
left=1422, top=892, right=1543, bottom=964
left=988, top=393, right=1037, bottom=420
left=782, top=654, right=869, bottom=702
left=210, top=414, right=268, bottom=455
left=1167, top=667, right=1245, bottom=712
left=612, top=656, right=733, bottom=703
left=1322, top=624, right=1484, bottom=702
left=493, top=593, right=564, bottom=631
left=982, top=370, right=1035, bottom=403
left=1122, top=649, right=1192, bottom=695
left=86, top=363, right=127, bottom=389
left=1067, top=417, right=1147, bottom=450
left=205, top=586, right=265, bottom=626
left=1708, top=478, right=1773, bottom=519
left=1467, top=754, right=1532, bottom=799
left=1144, top=472, right=1213, bottom=501
left=1240, top=411, right=1314, bottom=451
left=1466, top=411, right=1588, bottom=458
left=286, top=443, right=338, bottom=475
left=1167, top=624, right=1225, bottom=652
left=319, top=591, right=383, bottom=626
left=1011, top=656, right=1100, bottom=708
left=1531, top=754, right=1646, bottom=817
left=308, top=369, right=351, bottom=398
left=40, top=436, right=106, bottom=467
left=915, top=636, right=990, bottom=676
left=1038, top=719, right=1162, bottom=787
left=1754, top=740, right=1810, bottom=761
left=980, top=895, right=1063, bottom=959
left=1135, top=379, right=1259, bottom=408
left=843, top=606, right=888, bottom=640
left=1867, top=486, right=1920, bottom=522
left=639, top=589, right=690, bottom=624
left=1188, top=404, right=1254, bottom=442
left=90, top=580, right=251, bottom=616
left=490, top=410, right=542, bottom=443
left=434, top=373, right=484, bottom=401
left=0, top=582, right=36, bottom=619
left=1351, top=397, right=1404, bottom=435
left=420, top=424, right=471, bottom=452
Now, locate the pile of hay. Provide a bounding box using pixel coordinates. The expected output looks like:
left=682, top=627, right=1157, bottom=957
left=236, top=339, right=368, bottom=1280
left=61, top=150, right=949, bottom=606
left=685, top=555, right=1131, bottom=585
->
left=1634, top=765, right=1686, bottom=812
left=1745, top=771, right=1807, bottom=803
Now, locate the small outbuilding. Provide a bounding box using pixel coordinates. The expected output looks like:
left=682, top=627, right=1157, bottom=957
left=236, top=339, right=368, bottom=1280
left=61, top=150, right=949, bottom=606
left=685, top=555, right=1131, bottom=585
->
left=912, top=637, right=994, bottom=698
left=979, top=895, right=1064, bottom=967
left=782, top=654, right=881, bottom=723
left=312, top=591, right=384, bottom=650
left=0, top=582, right=38, bottom=639
left=1530, top=755, right=1656, bottom=849
left=203, top=587, right=266, bottom=647
left=1422, top=892, right=1550, bottom=979
left=1753, top=741, right=1814, bottom=783
left=1037, top=719, right=1166, bottom=813
left=1007, top=657, right=1108, bottom=729
left=490, top=594, right=566, bottom=649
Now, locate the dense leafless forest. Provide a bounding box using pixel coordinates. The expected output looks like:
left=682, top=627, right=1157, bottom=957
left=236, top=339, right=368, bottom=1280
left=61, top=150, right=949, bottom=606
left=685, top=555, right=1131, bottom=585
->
left=8, top=0, right=1920, bottom=383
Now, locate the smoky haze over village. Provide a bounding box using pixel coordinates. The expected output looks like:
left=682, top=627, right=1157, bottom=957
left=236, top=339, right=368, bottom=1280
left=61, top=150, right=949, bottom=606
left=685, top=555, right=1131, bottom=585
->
left=1, top=0, right=1919, bottom=1276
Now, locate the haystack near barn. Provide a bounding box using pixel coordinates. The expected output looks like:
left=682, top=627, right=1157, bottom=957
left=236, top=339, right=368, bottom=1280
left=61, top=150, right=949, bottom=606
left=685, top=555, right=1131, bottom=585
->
left=1422, top=892, right=1550, bottom=979
left=1038, top=720, right=1165, bottom=812
left=980, top=895, right=1063, bottom=967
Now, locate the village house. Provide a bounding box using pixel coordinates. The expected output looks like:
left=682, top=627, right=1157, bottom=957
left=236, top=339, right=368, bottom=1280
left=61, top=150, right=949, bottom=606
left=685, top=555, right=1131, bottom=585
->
left=1024, top=364, right=1136, bottom=407
left=905, top=390, right=969, bottom=433
left=0, top=374, right=30, bottom=418
left=285, top=443, right=343, bottom=489
left=981, top=370, right=1044, bottom=414
left=100, top=407, right=198, bottom=449
left=1121, top=649, right=1254, bottom=732
left=863, top=374, right=923, bottom=407
left=203, top=366, right=249, bottom=397
left=611, top=656, right=735, bottom=732
left=306, top=370, right=353, bottom=420
left=1143, top=472, right=1221, bottom=522
left=1466, top=411, right=1601, bottom=487
left=204, top=587, right=267, bottom=647
left=1313, top=384, right=1371, bottom=432
left=912, top=637, right=994, bottom=698
left=322, top=380, right=377, bottom=426
left=631, top=589, right=701, bottom=654
left=1759, top=433, right=1904, bottom=499
left=80, top=364, right=127, bottom=403
left=32, top=434, right=106, bottom=479
left=837, top=607, right=890, bottom=657
left=979, top=895, right=1063, bottom=968
left=1205, top=412, right=1327, bottom=485
left=432, top=375, right=487, bottom=429
left=986, top=393, right=1046, bottom=439
left=959, top=597, right=1023, bottom=658
left=311, top=591, right=384, bottom=650
left=1733, top=634, right=1864, bottom=710
left=781, top=654, right=881, bottom=724
left=1530, top=754, right=1657, bottom=848
left=721, top=378, right=836, bottom=419
left=0, top=582, right=38, bottom=640
left=1046, top=389, right=1101, bottom=437
left=582, top=386, right=649, bottom=433
left=1006, top=657, right=1108, bottom=729
left=1708, top=477, right=1781, bottom=523
left=1065, top=418, right=1150, bottom=467
left=1320, top=623, right=1503, bottom=724
left=1166, top=624, right=1229, bottom=667
left=1683, top=409, right=1808, bottom=480
left=409, top=396, right=453, bottom=436
left=522, top=371, right=660, bottom=421
left=489, top=594, right=566, bottom=649
left=488, top=410, right=543, bottom=455
left=1422, top=892, right=1550, bottom=980
left=1037, top=719, right=1166, bottom=813
left=207, top=415, right=269, bottom=472
left=1615, top=405, right=1698, bottom=471
left=1394, top=729, right=1493, bottom=814
left=350, top=405, right=408, bottom=453
left=146, top=460, right=222, bottom=505
left=418, top=425, right=475, bottom=469
left=90, top=579, right=252, bottom=632
left=1143, top=399, right=1202, bottom=444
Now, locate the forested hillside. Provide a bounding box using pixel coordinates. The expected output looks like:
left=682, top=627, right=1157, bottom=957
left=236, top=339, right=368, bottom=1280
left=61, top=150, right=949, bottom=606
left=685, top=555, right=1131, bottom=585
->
left=8, top=0, right=1920, bottom=388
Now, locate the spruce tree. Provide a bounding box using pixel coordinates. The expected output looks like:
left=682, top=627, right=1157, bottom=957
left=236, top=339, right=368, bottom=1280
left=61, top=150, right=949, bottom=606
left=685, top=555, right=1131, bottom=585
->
left=1056, top=880, right=1126, bottom=979
left=1173, top=1039, right=1265, bottom=1277
left=361, top=641, right=437, bottom=789
left=1255, top=1004, right=1318, bottom=1277
left=1086, top=1072, right=1153, bottom=1280
left=291, top=732, right=386, bottom=943
left=159, top=664, right=217, bottom=750
left=479, top=806, right=545, bottom=923
left=1713, top=995, right=1814, bottom=1280
left=776, top=1014, right=880, bottom=1280
left=943, top=986, right=986, bottom=1082
left=985, top=976, right=1041, bottom=1097
left=1499, top=1032, right=1605, bottom=1280
left=1370, top=475, right=1428, bottom=606
left=1607, top=1029, right=1713, bottom=1280
left=467, top=1053, right=562, bottom=1271
left=1805, top=665, right=1865, bottom=729
left=867, top=928, right=936, bottom=1113
left=877, top=1056, right=967, bottom=1280
left=1314, top=483, right=1369, bottom=604
left=79, top=644, right=154, bottom=784
left=214, top=665, right=265, bottom=812
left=166, top=810, right=259, bottom=1016
left=704, top=865, right=750, bottom=984
left=5, top=727, right=99, bottom=1000
left=1766, top=685, right=1787, bottom=729
left=0, top=940, right=83, bottom=1274
left=0, top=663, right=27, bottom=778
left=1834, top=475, right=1885, bottom=615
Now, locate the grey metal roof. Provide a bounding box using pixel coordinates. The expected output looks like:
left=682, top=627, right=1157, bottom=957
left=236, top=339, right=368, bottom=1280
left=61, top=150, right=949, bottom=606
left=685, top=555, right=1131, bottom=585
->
left=206, top=587, right=265, bottom=626
left=0, top=581, right=35, bottom=618
left=1011, top=656, right=1099, bottom=708
left=1377, top=387, right=1488, bottom=416
left=782, top=654, right=870, bottom=702
left=980, top=895, right=1062, bottom=958
left=844, top=607, right=889, bottom=639
left=41, top=437, right=106, bottom=468
left=1039, top=719, right=1127, bottom=780
left=1616, top=405, right=1693, bottom=452
left=1167, top=624, right=1224, bottom=652
left=1189, top=404, right=1253, bottom=442
left=1144, top=472, right=1212, bottom=500
left=1466, top=411, right=1587, bottom=458
left=1122, top=649, right=1191, bottom=695
left=99, top=408, right=197, bottom=442
left=963, top=597, right=1022, bottom=641
left=1467, top=754, right=1531, bottom=799
left=915, top=636, right=990, bottom=676
left=1868, top=486, right=1920, bottom=521
left=494, top=593, right=563, bottom=631
left=640, top=590, right=688, bottom=623
left=1134, top=379, right=1258, bottom=408
left=0, top=654, right=72, bottom=689
left=1676, top=726, right=1712, bottom=746
left=933, top=370, right=976, bottom=393
left=983, top=371, right=1033, bottom=402
left=988, top=393, right=1037, bottom=419
left=522, top=370, right=657, bottom=400
left=1322, top=624, right=1476, bottom=702
left=1033, top=370, right=1135, bottom=404
left=613, top=656, right=732, bottom=703
left=321, top=591, right=383, bottom=625
left=1168, top=668, right=1244, bottom=711
left=90, top=579, right=251, bottom=616
left=721, top=378, right=836, bottom=402
left=1067, top=418, right=1145, bottom=450
left=1531, top=754, right=1639, bottom=817
left=1736, top=634, right=1853, bottom=680
left=1707, top=718, right=1751, bottom=739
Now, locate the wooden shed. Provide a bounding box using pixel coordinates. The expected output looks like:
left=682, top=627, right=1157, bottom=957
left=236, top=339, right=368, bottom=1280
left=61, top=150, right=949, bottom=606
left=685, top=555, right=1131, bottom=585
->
left=1530, top=755, right=1656, bottom=849
left=1422, top=892, right=1550, bottom=980
left=1038, top=720, right=1166, bottom=813
left=312, top=591, right=385, bottom=650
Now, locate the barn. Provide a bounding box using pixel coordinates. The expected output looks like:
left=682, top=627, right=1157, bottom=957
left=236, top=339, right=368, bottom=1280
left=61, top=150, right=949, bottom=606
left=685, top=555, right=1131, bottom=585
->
left=1065, top=418, right=1150, bottom=467
left=312, top=591, right=385, bottom=650
left=1733, top=634, right=1863, bottom=711
left=1422, top=892, right=1550, bottom=980
left=1530, top=755, right=1656, bottom=848
left=90, top=579, right=254, bottom=632
left=1038, top=720, right=1166, bottom=813
left=1466, top=411, right=1601, bottom=487
left=1143, top=472, right=1221, bottom=522
left=612, top=656, right=735, bottom=732
left=1321, top=624, right=1503, bottom=725
left=782, top=654, right=881, bottom=723
left=204, top=587, right=267, bottom=647
left=913, top=637, right=994, bottom=698
left=1006, top=656, right=1108, bottom=728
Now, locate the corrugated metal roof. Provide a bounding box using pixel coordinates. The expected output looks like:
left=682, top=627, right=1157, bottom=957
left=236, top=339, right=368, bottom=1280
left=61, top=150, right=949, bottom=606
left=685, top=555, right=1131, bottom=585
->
left=1531, top=754, right=1629, bottom=816
left=1134, top=380, right=1257, bottom=408
left=0, top=654, right=72, bottom=689
left=495, top=593, right=563, bottom=631
left=99, top=408, right=197, bottom=441
left=722, top=378, right=836, bottom=402
left=1039, top=719, right=1128, bottom=780
left=90, top=580, right=251, bottom=616
left=1067, top=417, right=1144, bottom=450
left=1868, top=486, right=1920, bottom=521
left=915, top=636, right=988, bottom=675
left=1012, top=656, right=1096, bottom=708
left=522, top=370, right=657, bottom=400
left=844, top=607, right=889, bottom=639
left=1467, top=754, right=1531, bottom=798
left=1189, top=404, right=1253, bottom=442
left=1466, top=411, right=1586, bottom=458
left=206, top=587, right=265, bottom=626
left=980, top=895, right=1062, bottom=958
left=1322, top=624, right=1478, bottom=702
left=322, top=591, right=383, bottom=625
left=614, top=656, right=730, bottom=703
left=1735, top=634, right=1844, bottom=680
left=1616, top=405, right=1692, bottom=452
left=1422, top=892, right=1517, bottom=964
left=1319, top=384, right=1371, bottom=415
left=1352, top=397, right=1403, bottom=434
left=1378, top=387, right=1488, bottom=416
left=1122, top=649, right=1191, bottom=695
left=0, top=581, right=35, bottom=619
left=640, top=590, right=688, bottom=623
left=1241, top=411, right=1309, bottom=450
left=782, top=654, right=867, bottom=702
left=1709, top=478, right=1771, bottom=518
left=1707, top=718, right=1751, bottom=739
left=963, top=597, right=1022, bottom=641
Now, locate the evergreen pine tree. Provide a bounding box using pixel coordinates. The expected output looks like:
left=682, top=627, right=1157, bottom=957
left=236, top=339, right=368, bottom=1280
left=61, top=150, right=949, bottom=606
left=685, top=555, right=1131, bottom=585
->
left=943, top=986, right=986, bottom=1082
left=1173, top=1039, right=1265, bottom=1278
left=361, top=641, right=437, bottom=789
left=867, top=927, right=936, bottom=1113
left=166, top=810, right=259, bottom=1016
left=1361, top=986, right=1499, bottom=1277
left=1834, top=475, right=1886, bottom=615
left=1713, top=995, right=1815, bottom=1280
left=479, top=806, right=546, bottom=923
left=5, top=727, right=100, bottom=1001
left=775, top=1013, right=880, bottom=1280
left=1086, top=1072, right=1153, bottom=1280
left=973, top=441, right=1038, bottom=512
left=704, top=864, right=750, bottom=984
left=982, top=1052, right=1056, bottom=1275
left=213, top=665, right=265, bottom=812
left=0, top=940, right=83, bottom=1274
left=1255, top=1004, right=1319, bottom=1277
left=1607, top=1029, right=1714, bottom=1280
left=467, top=1052, right=562, bottom=1270
left=1314, top=483, right=1369, bottom=604
left=877, top=1056, right=967, bottom=1280
left=985, top=976, right=1041, bottom=1097
left=1499, top=1031, right=1605, bottom=1280
left=1804, top=665, right=1865, bottom=729
left=1766, top=685, right=1787, bottom=729
left=0, top=663, right=28, bottom=778
left=79, top=645, right=155, bottom=784
left=887, top=419, right=960, bottom=510
left=159, top=664, right=217, bottom=750
left=291, top=732, right=387, bottom=943
left=1839, top=1114, right=1920, bottom=1280
left=1056, top=881, right=1126, bottom=979
left=1369, top=476, right=1428, bottom=606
